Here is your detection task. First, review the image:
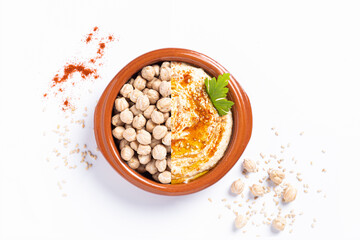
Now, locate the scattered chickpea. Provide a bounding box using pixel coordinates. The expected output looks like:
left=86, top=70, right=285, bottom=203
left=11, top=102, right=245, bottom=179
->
left=231, top=179, right=245, bottom=195
left=269, top=169, right=285, bottom=185
left=243, top=159, right=257, bottom=173
left=272, top=216, right=286, bottom=231
left=235, top=215, right=247, bottom=229
left=283, top=185, right=297, bottom=202
left=250, top=184, right=265, bottom=197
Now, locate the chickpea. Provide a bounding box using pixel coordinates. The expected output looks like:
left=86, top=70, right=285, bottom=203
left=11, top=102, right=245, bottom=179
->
left=143, top=105, right=156, bottom=119
left=231, top=179, right=245, bottom=195
left=120, top=108, right=134, bottom=124
left=152, top=125, right=167, bottom=140
left=159, top=81, right=171, bottom=97
left=129, top=89, right=143, bottom=103
left=128, top=157, right=140, bottom=169
left=150, top=78, right=162, bottom=91
left=121, top=145, right=134, bottom=161
left=132, top=114, right=146, bottom=129
left=112, top=126, right=125, bottom=140
left=119, top=139, right=129, bottom=149
left=151, top=110, right=165, bottom=124
left=152, top=172, right=160, bottom=182
left=128, top=78, right=135, bottom=85
left=156, top=98, right=171, bottom=112
left=125, top=124, right=132, bottom=129
left=136, top=94, right=150, bottom=111
left=137, top=144, right=151, bottom=155
left=145, top=160, right=158, bottom=174
left=123, top=127, right=137, bottom=142
left=138, top=154, right=151, bottom=165
left=152, top=64, right=160, bottom=76
left=166, top=156, right=171, bottom=169
left=166, top=145, right=171, bottom=153
left=130, top=141, right=139, bottom=151
left=120, top=84, right=133, bottom=98
left=152, top=144, right=167, bottom=160
left=165, top=117, right=171, bottom=129
left=150, top=138, right=161, bottom=148
left=158, top=171, right=171, bottom=184
left=112, top=114, right=124, bottom=126
left=141, top=66, right=155, bottom=81
left=137, top=164, right=146, bottom=173
left=155, top=159, right=167, bottom=172
left=133, top=75, right=146, bottom=90
left=162, top=132, right=171, bottom=146
left=160, top=66, right=171, bottom=81
left=163, top=112, right=170, bottom=121
left=161, top=62, right=170, bottom=68
left=142, top=88, right=150, bottom=95
left=146, top=119, right=157, bottom=133
left=136, top=129, right=152, bottom=145
left=146, top=89, right=160, bottom=104
left=130, top=105, right=142, bottom=116
left=115, top=97, right=129, bottom=112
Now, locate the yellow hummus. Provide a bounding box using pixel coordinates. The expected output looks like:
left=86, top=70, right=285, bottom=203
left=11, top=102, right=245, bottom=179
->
left=171, top=62, right=233, bottom=184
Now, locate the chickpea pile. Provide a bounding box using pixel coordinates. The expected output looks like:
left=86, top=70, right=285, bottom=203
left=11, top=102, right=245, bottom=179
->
left=111, top=62, right=172, bottom=184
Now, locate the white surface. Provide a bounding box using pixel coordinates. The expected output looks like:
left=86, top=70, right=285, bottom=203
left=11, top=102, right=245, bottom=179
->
left=1, top=0, right=360, bottom=239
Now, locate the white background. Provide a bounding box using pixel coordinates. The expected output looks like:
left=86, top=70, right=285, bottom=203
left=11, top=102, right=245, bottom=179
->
left=1, top=0, right=360, bottom=239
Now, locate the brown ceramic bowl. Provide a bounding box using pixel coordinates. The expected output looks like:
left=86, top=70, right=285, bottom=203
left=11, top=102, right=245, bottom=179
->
left=94, top=48, right=252, bottom=196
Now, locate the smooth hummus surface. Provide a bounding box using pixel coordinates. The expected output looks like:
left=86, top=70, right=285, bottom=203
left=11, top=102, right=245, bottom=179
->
left=171, top=62, right=233, bottom=184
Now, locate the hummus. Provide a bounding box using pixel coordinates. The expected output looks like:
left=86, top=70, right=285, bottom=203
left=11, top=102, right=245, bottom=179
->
left=171, top=62, right=233, bottom=183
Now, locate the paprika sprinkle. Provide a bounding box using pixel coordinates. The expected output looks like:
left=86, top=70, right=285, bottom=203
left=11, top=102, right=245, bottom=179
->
left=43, top=27, right=115, bottom=111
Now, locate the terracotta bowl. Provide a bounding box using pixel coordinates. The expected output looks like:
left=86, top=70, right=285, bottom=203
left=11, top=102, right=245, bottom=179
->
left=94, top=48, right=252, bottom=196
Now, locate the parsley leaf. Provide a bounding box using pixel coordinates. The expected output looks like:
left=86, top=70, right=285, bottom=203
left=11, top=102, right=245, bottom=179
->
left=205, top=73, right=234, bottom=116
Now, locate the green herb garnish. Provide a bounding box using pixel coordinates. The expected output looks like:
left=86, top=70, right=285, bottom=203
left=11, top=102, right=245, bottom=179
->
left=205, top=73, right=234, bottom=116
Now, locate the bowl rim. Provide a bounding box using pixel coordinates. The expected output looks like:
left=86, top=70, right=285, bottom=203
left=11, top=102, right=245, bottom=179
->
left=94, top=48, right=252, bottom=196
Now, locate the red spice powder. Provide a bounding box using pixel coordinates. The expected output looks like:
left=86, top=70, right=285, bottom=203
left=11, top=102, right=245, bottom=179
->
left=85, top=26, right=99, bottom=44
left=44, top=27, right=115, bottom=111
